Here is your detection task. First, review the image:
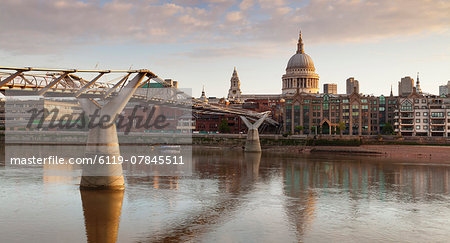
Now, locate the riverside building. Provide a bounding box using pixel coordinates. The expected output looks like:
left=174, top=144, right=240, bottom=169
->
left=208, top=31, right=447, bottom=137
left=280, top=32, right=398, bottom=135
left=395, top=92, right=450, bottom=137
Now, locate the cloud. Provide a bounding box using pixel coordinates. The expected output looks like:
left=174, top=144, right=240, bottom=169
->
left=252, top=0, right=450, bottom=44
left=179, top=42, right=282, bottom=59
left=226, top=11, right=244, bottom=22
left=239, top=0, right=254, bottom=10
left=0, top=0, right=449, bottom=55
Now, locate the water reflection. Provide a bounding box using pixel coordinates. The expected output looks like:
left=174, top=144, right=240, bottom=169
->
left=1, top=148, right=450, bottom=242
left=244, top=152, right=261, bottom=180
left=283, top=157, right=450, bottom=198
left=86, top=152, right=450, bottom=242
left=80, top=190, right=124, bottom=243
left=135, top=150, right=263, bottom=242
left=281, top=156, right=450, bottom=241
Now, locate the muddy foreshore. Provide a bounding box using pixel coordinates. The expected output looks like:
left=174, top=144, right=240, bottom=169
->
left=193, top=144, right=450, bottom=163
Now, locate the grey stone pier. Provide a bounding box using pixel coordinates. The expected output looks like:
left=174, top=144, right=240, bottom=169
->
left=78, top=72, right=149, bottom=190
left=240, top=112, right=269, bottom=152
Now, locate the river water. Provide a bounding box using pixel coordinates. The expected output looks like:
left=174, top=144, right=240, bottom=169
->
left=1, top=148, right=449, bottom=242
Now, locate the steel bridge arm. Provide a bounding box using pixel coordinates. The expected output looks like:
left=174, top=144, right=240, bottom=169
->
left=75, top=72, right=109, bottom=97
left=0, top=69, right=31, bottom=88
left=103, top=74, right=131, bottom=99
left=37, top=71, right=74, bottom=96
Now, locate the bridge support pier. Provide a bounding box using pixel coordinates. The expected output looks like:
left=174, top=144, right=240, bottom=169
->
left=240, top=112, right=269, bottom=153
left=78, top=72, right=148, bottom=190
left=79, top=124, right=125, bottom=190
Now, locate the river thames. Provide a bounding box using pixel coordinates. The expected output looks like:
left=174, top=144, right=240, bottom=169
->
left=1, top=148, right=449, bottom=242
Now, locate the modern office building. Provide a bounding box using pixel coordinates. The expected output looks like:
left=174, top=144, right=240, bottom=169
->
left=323, top=83, right=337, bottom=94
left=439, top=81, right=450, bottom=96
left=398, top=76, right=414, bottom=97
left=346, top=77, right=359, bottom=95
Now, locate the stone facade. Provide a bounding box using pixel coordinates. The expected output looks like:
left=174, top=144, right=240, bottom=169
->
left=282, top=90, right=398, bottom=135
left=227, top=67, right=242, bottom=101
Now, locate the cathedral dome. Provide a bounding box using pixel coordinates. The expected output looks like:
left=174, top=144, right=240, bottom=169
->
left=286, top=31, right=315, bottom=71
left=286, top=53, right=315, bottom=70
left=282, top=31, right=319, bottom=95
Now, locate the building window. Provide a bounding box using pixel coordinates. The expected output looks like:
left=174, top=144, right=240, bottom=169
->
left=431, top=112, right=444, bottom=118
left=423, top=112, right=428, bottom=116
left=416, top=112, right=420, bottom=116
left=416, top=119, right=420, bottom=123
left=379, top=107, right=385, bottom=111
left=423, top=119, right=428, bottom=123
left=401, top=101, right=413, bottom=111
left=424, top=125, right=428, bottom=129
left=416, top=125, right=420, bottom=129
left=415, top=99, right=419, bottom=103
left=422, top=99, right=426, bottom=103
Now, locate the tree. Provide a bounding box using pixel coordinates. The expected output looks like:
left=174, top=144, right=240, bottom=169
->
left=294, top=125, right=303, bottom=134
left=310, top=126, right=316, bottom=135
left=337, top=122, right=346, bottom=136
left=218, top=119, right=231, bottom=133
left=382, top=122, right=394, bottom=135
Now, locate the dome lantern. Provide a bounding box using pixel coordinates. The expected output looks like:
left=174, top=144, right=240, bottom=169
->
left=297, top=31, right=304, bottom=54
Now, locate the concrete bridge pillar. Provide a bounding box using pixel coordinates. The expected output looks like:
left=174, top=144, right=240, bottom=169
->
left=78, top=72, right=148, bottom=190
left=240, top=112, right=269, bottom=152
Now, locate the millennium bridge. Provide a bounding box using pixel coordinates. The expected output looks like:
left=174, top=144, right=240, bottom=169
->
left=0, top=66, right=274, bottom=189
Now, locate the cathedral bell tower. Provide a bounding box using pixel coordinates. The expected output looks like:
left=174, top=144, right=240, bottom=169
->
left=227, top=67, right=242, bottom=101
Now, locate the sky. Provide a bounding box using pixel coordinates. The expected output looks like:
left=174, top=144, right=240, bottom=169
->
left=1, top=0, right=449, bottom=97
